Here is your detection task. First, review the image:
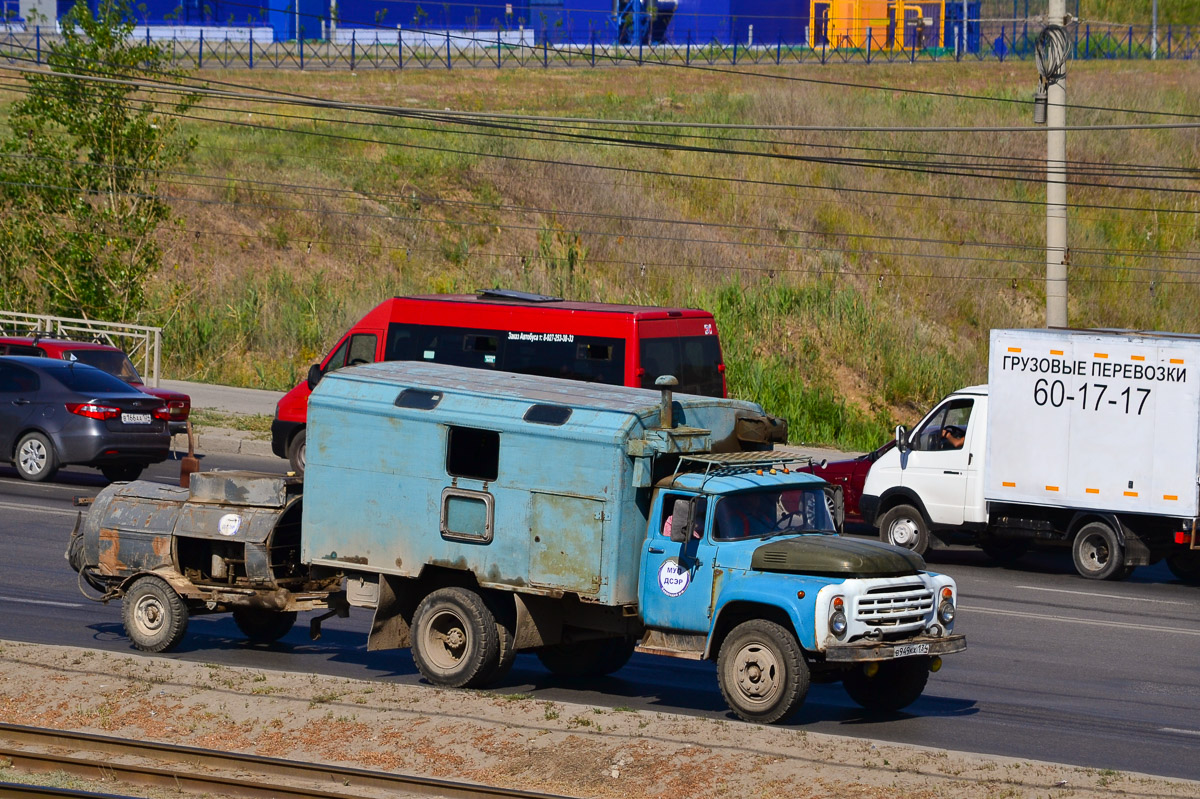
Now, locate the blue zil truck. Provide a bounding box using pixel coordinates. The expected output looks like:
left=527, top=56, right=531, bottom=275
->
left=68, top=362, right=964, bottom=723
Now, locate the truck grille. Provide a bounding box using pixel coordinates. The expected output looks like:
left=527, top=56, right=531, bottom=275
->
left=853, top=583, right=933, bottom=628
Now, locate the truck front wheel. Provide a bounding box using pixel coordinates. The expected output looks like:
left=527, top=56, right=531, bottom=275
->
left=233, top=608, right=297, bottom=644
left=878, top=504, right=930, bottom=555
left=843, top=657, right=930, bottom=713
left=1072, top=522, right=1125, bottom=580
left=717, top=619, right=810, bottom=724
left=411, top=587, right=504, bottom=689
left=122, top=575, right=189, bottom=653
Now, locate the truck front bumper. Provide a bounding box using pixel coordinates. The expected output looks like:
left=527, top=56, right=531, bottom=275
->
left=823, top=633, right=966, bottom=662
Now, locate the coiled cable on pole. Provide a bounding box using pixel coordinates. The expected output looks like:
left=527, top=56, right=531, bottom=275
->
left=1035, top=24, right=1069, bottom=88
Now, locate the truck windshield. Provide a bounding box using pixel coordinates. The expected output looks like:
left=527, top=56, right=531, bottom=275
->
left=714, top=488, right=835, bottom=540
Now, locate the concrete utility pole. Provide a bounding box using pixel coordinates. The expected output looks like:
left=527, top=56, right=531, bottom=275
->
left=1152, top=0, right=1159, bottom=59
left=1041, top=0, right=1069, bottom=328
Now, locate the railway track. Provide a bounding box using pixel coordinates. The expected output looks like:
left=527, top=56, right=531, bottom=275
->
left=0, top=722, right=575, bottom=799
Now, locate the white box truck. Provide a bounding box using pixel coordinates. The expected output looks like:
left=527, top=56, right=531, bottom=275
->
left=859, top=328, right=1200, bottom=581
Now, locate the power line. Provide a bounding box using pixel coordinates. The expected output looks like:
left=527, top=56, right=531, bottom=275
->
left=7, top=149, right=1200, bottom=263
left=29, top=0, right=1196, bottom=122
left=27, top=214, right=1200, bottom=286
left=7, top=171, right=1199, bottom=276
left=4, top=59, right=1200, bottom=135
left=3, top=71, right=1194, bottom=218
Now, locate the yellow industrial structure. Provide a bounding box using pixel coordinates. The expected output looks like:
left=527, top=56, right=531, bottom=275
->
left=809, top=0, right=945, bottom=48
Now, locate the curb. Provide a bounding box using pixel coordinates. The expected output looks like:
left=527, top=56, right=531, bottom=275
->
left=172, top=428, right=275, bottom=459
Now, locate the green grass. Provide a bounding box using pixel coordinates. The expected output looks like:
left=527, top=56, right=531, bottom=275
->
left=7, top=61, right=1200, bottom=448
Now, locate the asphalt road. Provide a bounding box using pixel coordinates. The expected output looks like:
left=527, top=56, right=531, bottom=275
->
left=3, top=453, right=1200, bottom=782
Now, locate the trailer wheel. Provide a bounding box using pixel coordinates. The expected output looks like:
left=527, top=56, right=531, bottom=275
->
left=717, top=619, right=810, bottom=724
left=1072, top=522, right=1125, bottom=580
left=122, top=575, right=188, bottom=653
left=287, top=429, right=307, bottom=476
left=411, top=587, right=502, bottom=689
left=843, top=657, right=930, bottom=713
left=15, top=432, right=58, bottom=483
left=878, top=504, right=930, bottom=555
left=1167, top=552, right=1200, bottom=585
left=233, top=608, right=297, bottom=644
left=536, top=637, right=637, bottom=678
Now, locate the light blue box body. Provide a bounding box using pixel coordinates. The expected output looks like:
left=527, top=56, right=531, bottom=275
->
left=301, top=361, right=764, bottom=607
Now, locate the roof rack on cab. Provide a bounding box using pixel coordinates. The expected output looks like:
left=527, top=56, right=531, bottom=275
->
left=475, top=288, right=564, bottom=303
left=675, top=452, right=811, bottom=479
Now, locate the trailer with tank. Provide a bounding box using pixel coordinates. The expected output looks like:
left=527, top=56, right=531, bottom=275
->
left=69, top=362, right=964, bottom=723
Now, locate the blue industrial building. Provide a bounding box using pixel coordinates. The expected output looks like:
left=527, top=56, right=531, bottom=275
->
left=36, top=0, right=979, bottom=48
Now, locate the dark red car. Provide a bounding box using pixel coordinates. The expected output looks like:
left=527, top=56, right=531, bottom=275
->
left=799, top=441, right=895, bottom=527
left=0, top=335, right=190, bottom=433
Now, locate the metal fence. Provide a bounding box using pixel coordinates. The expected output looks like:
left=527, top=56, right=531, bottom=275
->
left=0, top=21, right=1196, bottom=70
left=0, top=311, right=163, bottom=387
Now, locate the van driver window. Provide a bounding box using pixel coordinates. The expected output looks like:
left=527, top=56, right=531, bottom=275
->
left=912, top=399, right=974, bottom=452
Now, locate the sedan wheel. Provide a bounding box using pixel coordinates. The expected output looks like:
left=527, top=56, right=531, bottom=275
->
left=15, top=432, right=58, bottom=482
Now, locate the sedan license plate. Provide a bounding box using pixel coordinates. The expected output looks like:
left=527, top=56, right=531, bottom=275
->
left=121, top=413, right=152, bottom=425
left=893, top=643, right=930, bottom=659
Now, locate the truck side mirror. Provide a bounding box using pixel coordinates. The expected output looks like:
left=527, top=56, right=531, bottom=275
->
left=895, top=425, right=910, bottom=453
left=669, top=498, right=694, bottom=543
left=306, top=363, right=324, bottom=391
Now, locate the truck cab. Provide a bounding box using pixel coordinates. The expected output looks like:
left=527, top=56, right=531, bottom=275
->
left=861, top=386, right=989, bottom=553
left=638, top=456, right=962, bottom=723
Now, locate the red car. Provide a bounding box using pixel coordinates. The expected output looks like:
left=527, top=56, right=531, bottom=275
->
left=799, top=440, right=895, bottom=527
left=0, top=335, right=190, bottom=433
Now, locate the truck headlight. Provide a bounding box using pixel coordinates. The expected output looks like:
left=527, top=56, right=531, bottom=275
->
left=937, top=587, right=955, bottom=625
left=830, top=595, right=847, bottom=636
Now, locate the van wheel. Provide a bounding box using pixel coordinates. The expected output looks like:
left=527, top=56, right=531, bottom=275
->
left=878, top=504, right=930, bottom=555
left=537, top=637, right=637, bottom=678
left=843, top=657, right=930, bottom=712
left=233, top=608, right=297, bottom=644
left=411, top=587, right=502, bottom=689
left=15, top=432, right=58, bottom=482
left=287, top=429, right=307, bottom=476
left=122, top=575, right=188, bottom=653
left=717, top=619, right=809, bottom=724
left=1071, top=522, right=1125, bottom=580
left=1167, top=552, right=1200, bottom=585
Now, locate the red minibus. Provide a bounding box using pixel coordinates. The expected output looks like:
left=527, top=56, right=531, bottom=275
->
left=271, top=289, right=726, bottom=473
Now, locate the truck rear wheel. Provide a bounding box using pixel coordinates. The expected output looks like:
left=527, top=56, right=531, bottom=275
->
left=122, top=575, right=188, bottom=653
left=233, top=608, right=297, bottom=644
left=1167, top=551, right=1200, bottom=585
left=411, top=587, right=503, bottom=689
left=1072, top=522, right=1125, bottom=580
left=843, top=657, right=930, bottom=713
left=878, top=504, right=930, bottom=555
left=536, top=637, right=636, bottom=678
left=717, top=619, right=809, bottom=724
